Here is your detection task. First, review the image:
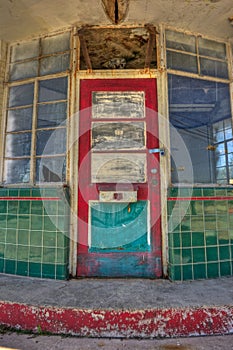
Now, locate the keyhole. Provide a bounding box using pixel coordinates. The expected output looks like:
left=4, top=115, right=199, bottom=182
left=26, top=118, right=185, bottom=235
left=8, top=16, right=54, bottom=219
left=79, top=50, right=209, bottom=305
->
left=115, top=0, right=119, bottom=24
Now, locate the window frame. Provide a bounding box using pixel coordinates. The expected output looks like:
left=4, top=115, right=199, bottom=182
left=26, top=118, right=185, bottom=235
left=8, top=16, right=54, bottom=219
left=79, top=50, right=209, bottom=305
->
left=165, top=27, right=231, bottom=81
left=165, top=27, right=233, bottom=186
left=1, top=30, right=72, bottom=186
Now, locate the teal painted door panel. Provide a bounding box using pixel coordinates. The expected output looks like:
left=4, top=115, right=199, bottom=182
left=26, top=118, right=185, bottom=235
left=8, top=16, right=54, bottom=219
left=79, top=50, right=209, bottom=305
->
left=89, top=201, right=150, bottom=252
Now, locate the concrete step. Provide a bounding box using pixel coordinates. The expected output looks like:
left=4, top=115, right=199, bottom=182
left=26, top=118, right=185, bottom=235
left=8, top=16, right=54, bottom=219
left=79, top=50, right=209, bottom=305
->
left=0, top=275, right=232, bottom=338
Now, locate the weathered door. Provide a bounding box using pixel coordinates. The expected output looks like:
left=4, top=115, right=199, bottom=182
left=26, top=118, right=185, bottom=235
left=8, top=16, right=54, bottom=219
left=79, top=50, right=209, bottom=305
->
left=77, top=78, right=162, bottom=277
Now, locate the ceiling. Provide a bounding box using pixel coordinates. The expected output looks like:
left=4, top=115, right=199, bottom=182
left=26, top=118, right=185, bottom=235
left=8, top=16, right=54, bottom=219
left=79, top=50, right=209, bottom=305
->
left=0, top=0, right=232, bottom=43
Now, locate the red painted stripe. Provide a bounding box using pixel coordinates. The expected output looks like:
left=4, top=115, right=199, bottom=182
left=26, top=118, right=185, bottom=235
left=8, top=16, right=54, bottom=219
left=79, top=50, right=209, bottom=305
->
left=0, top=197, right=61, bottom=201
left=168, top=196, right=233, bottom=201
left=0, top=302, right=232, bottom=338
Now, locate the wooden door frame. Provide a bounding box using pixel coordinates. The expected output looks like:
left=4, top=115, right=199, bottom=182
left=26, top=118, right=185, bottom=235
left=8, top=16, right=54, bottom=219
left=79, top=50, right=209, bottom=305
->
left=77, top=77, right=163, bottom=277
left=69, top=70, right=170, bottom=278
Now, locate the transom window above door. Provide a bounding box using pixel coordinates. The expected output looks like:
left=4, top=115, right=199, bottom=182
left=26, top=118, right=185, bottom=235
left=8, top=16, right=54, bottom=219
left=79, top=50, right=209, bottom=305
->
left=77, top=26, right=157, bottom=70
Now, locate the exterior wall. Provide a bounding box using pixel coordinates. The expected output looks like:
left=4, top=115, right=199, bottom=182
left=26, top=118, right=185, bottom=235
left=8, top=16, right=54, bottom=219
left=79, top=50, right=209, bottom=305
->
left=0, top=187, right=70, bottom=279
left=168, top=187, right=233, bottom=280
left=0, top=26, right=232, bottom=281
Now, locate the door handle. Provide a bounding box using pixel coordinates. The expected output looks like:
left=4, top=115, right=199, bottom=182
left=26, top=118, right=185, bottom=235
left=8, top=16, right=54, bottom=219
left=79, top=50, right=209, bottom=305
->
left=148, top=148, right=165, bottom=156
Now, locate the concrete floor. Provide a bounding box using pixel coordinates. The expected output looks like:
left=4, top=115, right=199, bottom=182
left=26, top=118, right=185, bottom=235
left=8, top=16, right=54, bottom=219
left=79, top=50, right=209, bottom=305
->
left=0, top=274, right=233, bottom=310
left=0, top=332, right=233, bottom=350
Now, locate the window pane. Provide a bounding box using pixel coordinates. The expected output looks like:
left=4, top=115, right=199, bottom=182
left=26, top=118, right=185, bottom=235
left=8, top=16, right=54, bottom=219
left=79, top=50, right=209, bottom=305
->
left=216, top=167, right=227, bottom=180
left=168, top=74, right=232, bottom=184
left=8, top=83, right=34, bottom=107
left=7, top=107, right=33, bottom=132
left=224, top=119, right=232, bottom=130
left=5, top=133, right=31, bottom=157
left=9, top=60, right=38, bottom=81
left=229, top=166, right=233, bottom=178
left=11, top=39, right=39, bottom=62
left=40, top=54, right=70, bottom=76
left=4, top=159, right=30, bottom=184
left=92, top=122, right=145, bottom=150
left=215, top=143, right=225, bottom=155
left=41, top=32, right=70, bottom=55
left=92, top=91, right=145, bottom=119
left=166, top=30, right=196, bottom=53
left=227, top=141, right=233, bottom=153
left=38, top=77, right=68, bottom=102
left=214, top=131, right=224, bottom=143
left=200, top=58, right=228, bottom=79
left=36, top=128, right=66, bottom=155
left=225, top=128, right=232, bottom=140
left=36, top=156, right=66, bottom=182
left=167, top=51, right=198, bottom=73
left=216, top=154, right=226, bottom=167
left=213, top=120, right=224, bottom=131
left=198, top=38, right=226, bottom=60
left=227, top=153, right=233, bottom=166
left=37, top=102, right=67, bottom=128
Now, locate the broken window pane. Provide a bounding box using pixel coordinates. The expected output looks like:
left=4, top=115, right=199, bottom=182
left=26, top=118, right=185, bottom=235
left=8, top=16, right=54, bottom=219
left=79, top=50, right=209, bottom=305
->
left=167, top=51, right=198, bottom=73
left=40, top=54, right=70, bottom=76
left=11, top=39, right=39, bottom=62
left=8, top=83, right=34, bottom=108
left=9, top=60, right=38, bottom=81
left=41, top=32, right=70, bottom=55
left=198, top=38, right=226, bottom=60
left=37, top=102, right=67, bottom=128
left=36, top=128, right=66, bottom=155
left=38, top=77, right=68, bottom=102
left=5, top=133, right=31, bottom=157
left=7, top=107, right=33, bottom=132
left=36, top=156, right=66, bottom=182
left=79, top=27, right=156, bottom=70
left=4, top=159, right=30, bottom=184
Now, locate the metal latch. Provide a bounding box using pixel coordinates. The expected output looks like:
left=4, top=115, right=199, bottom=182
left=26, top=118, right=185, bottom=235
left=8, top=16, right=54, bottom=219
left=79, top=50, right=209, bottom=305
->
left=149, top=148, right=165, bottom=156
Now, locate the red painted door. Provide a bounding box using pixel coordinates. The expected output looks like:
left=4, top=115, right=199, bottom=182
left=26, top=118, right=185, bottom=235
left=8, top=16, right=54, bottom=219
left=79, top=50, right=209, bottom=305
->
left=78, top=79, right=162, bottom=277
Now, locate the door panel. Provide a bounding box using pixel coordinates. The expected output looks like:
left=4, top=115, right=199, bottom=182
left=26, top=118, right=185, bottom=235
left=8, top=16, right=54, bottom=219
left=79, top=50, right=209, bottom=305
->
left=78, top=78, right=162, bottom=277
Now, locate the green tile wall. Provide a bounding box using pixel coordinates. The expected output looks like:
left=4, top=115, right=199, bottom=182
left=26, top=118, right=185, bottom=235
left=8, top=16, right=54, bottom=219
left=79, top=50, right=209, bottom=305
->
left=0, top=187, right=70, bottom=280
left=168, top=187, right=233, bottom=281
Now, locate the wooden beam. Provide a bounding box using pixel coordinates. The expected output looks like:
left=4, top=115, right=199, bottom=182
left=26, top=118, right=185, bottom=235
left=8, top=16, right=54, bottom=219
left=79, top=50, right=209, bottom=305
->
left=78, top=32, right=92, bottom=71
left=144, top=25, right=157, bottom=70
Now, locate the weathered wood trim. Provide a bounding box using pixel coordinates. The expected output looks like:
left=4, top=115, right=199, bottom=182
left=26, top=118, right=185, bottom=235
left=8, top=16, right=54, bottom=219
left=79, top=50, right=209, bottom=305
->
left=68, top=27, right=79, bottom=277
left=144, top=25, right=157, bottom=70
left=78, top=33, right=92, bottom=71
